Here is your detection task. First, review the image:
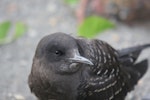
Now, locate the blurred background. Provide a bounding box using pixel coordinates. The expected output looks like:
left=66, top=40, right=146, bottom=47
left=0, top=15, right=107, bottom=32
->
left=0, top=0, right=150, bottom=100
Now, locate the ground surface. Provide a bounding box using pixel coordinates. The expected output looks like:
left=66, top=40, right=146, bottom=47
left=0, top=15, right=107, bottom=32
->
left=0, top=0, right=150, bottom=100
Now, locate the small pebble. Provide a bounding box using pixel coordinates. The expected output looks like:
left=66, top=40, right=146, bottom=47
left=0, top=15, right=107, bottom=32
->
left=112, top=33, right=120, bottom=42
left=47, top=3, right=57, bottom=13
left=49, top=17, right=58, bottom=27
left=14, top=94, right=25, bottom=100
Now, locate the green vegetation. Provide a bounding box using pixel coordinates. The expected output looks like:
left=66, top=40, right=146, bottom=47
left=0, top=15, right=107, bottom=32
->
left=0, top=20, right=26, bottom=45
left=0, top=21, right=11, bottom=40
left=64, top=0, right=79, bottom=5
left=64, top=1, right=115, bottom=38
left=78, top=16, right=115, bottom=38
left=14, top=22, right=26, bottom=40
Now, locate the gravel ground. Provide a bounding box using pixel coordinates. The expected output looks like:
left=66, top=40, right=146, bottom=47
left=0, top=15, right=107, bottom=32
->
left=0, top=0, right=150, bottom=100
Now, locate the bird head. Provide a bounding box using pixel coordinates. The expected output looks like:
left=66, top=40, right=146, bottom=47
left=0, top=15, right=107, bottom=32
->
left=34, top=32, right=93, bottom=74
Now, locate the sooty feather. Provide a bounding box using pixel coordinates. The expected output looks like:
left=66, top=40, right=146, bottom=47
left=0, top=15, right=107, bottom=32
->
left=28, top=32, right=149, bottom=100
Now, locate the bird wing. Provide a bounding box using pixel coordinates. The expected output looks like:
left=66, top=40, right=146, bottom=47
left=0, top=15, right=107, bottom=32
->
left=76, top=39, right=128, bottom=100
left=117, top=44, right=150, bottom=89
left=118, top=44, right=150, bottom=66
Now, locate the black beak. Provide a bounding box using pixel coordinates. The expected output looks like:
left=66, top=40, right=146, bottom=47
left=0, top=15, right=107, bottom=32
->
left=69, top=50, right=93, bottom=65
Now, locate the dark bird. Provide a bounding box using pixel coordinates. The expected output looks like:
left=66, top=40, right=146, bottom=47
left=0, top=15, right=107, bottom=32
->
left=28, top=32, right=150, bottom=100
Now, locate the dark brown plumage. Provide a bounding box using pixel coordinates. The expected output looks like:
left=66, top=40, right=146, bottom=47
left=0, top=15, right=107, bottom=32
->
left=28, top=32, right=149, bottom=100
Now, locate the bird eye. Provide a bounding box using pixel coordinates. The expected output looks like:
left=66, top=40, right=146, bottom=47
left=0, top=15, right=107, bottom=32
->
left=55, top=50, right=63, bottom=56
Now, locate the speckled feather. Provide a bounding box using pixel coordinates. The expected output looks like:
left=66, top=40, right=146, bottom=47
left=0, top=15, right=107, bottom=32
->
left=76, top=39, right=130, bottom=100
